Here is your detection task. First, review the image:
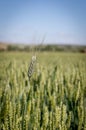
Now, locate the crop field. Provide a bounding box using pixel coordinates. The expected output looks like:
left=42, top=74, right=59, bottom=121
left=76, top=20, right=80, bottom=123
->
left=0, top=52, right=86, bottom=130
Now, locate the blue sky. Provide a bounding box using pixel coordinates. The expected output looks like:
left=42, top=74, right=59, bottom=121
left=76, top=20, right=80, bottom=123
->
left=0, top=0, right=86, bottom=45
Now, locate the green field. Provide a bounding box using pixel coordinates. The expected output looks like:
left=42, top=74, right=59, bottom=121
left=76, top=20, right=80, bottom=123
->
left=0, top=52, right=86, bottom=130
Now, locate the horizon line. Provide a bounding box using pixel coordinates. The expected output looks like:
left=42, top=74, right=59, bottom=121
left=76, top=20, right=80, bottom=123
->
left=0, top=41, right=86, bottom=46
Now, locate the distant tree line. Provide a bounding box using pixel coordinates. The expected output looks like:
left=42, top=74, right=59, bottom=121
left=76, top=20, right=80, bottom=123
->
left=0, top=44, right=86, bottom=53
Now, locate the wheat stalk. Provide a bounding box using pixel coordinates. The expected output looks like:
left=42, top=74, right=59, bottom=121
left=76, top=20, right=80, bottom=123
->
left=28, top=55, right=36, bottom=80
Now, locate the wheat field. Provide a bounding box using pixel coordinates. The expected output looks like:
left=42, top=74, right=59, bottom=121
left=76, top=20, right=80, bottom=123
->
left=0, top=52, right=86, bottom=130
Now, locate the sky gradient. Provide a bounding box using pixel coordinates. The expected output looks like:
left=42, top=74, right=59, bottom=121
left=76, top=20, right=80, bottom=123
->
left=0, top=0, right=86, bottom=45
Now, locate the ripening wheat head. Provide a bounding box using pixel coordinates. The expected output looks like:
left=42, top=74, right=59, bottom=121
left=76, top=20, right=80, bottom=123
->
left=28, top=55, right=36, bottom=80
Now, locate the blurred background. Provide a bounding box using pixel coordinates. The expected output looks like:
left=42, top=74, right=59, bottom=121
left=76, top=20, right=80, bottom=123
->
left=0, top=0, right=86, bottom=52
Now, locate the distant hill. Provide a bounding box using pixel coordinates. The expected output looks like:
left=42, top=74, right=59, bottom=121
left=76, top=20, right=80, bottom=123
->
left=0, top=42, right=86, bottom=53
left=0, top=42, right=8, bottom=51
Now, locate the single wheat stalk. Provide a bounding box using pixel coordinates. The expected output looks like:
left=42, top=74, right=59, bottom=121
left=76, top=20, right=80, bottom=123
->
left=28, top=55, right=36, bottom=80
left=28, top=34, right=46, bottom=80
